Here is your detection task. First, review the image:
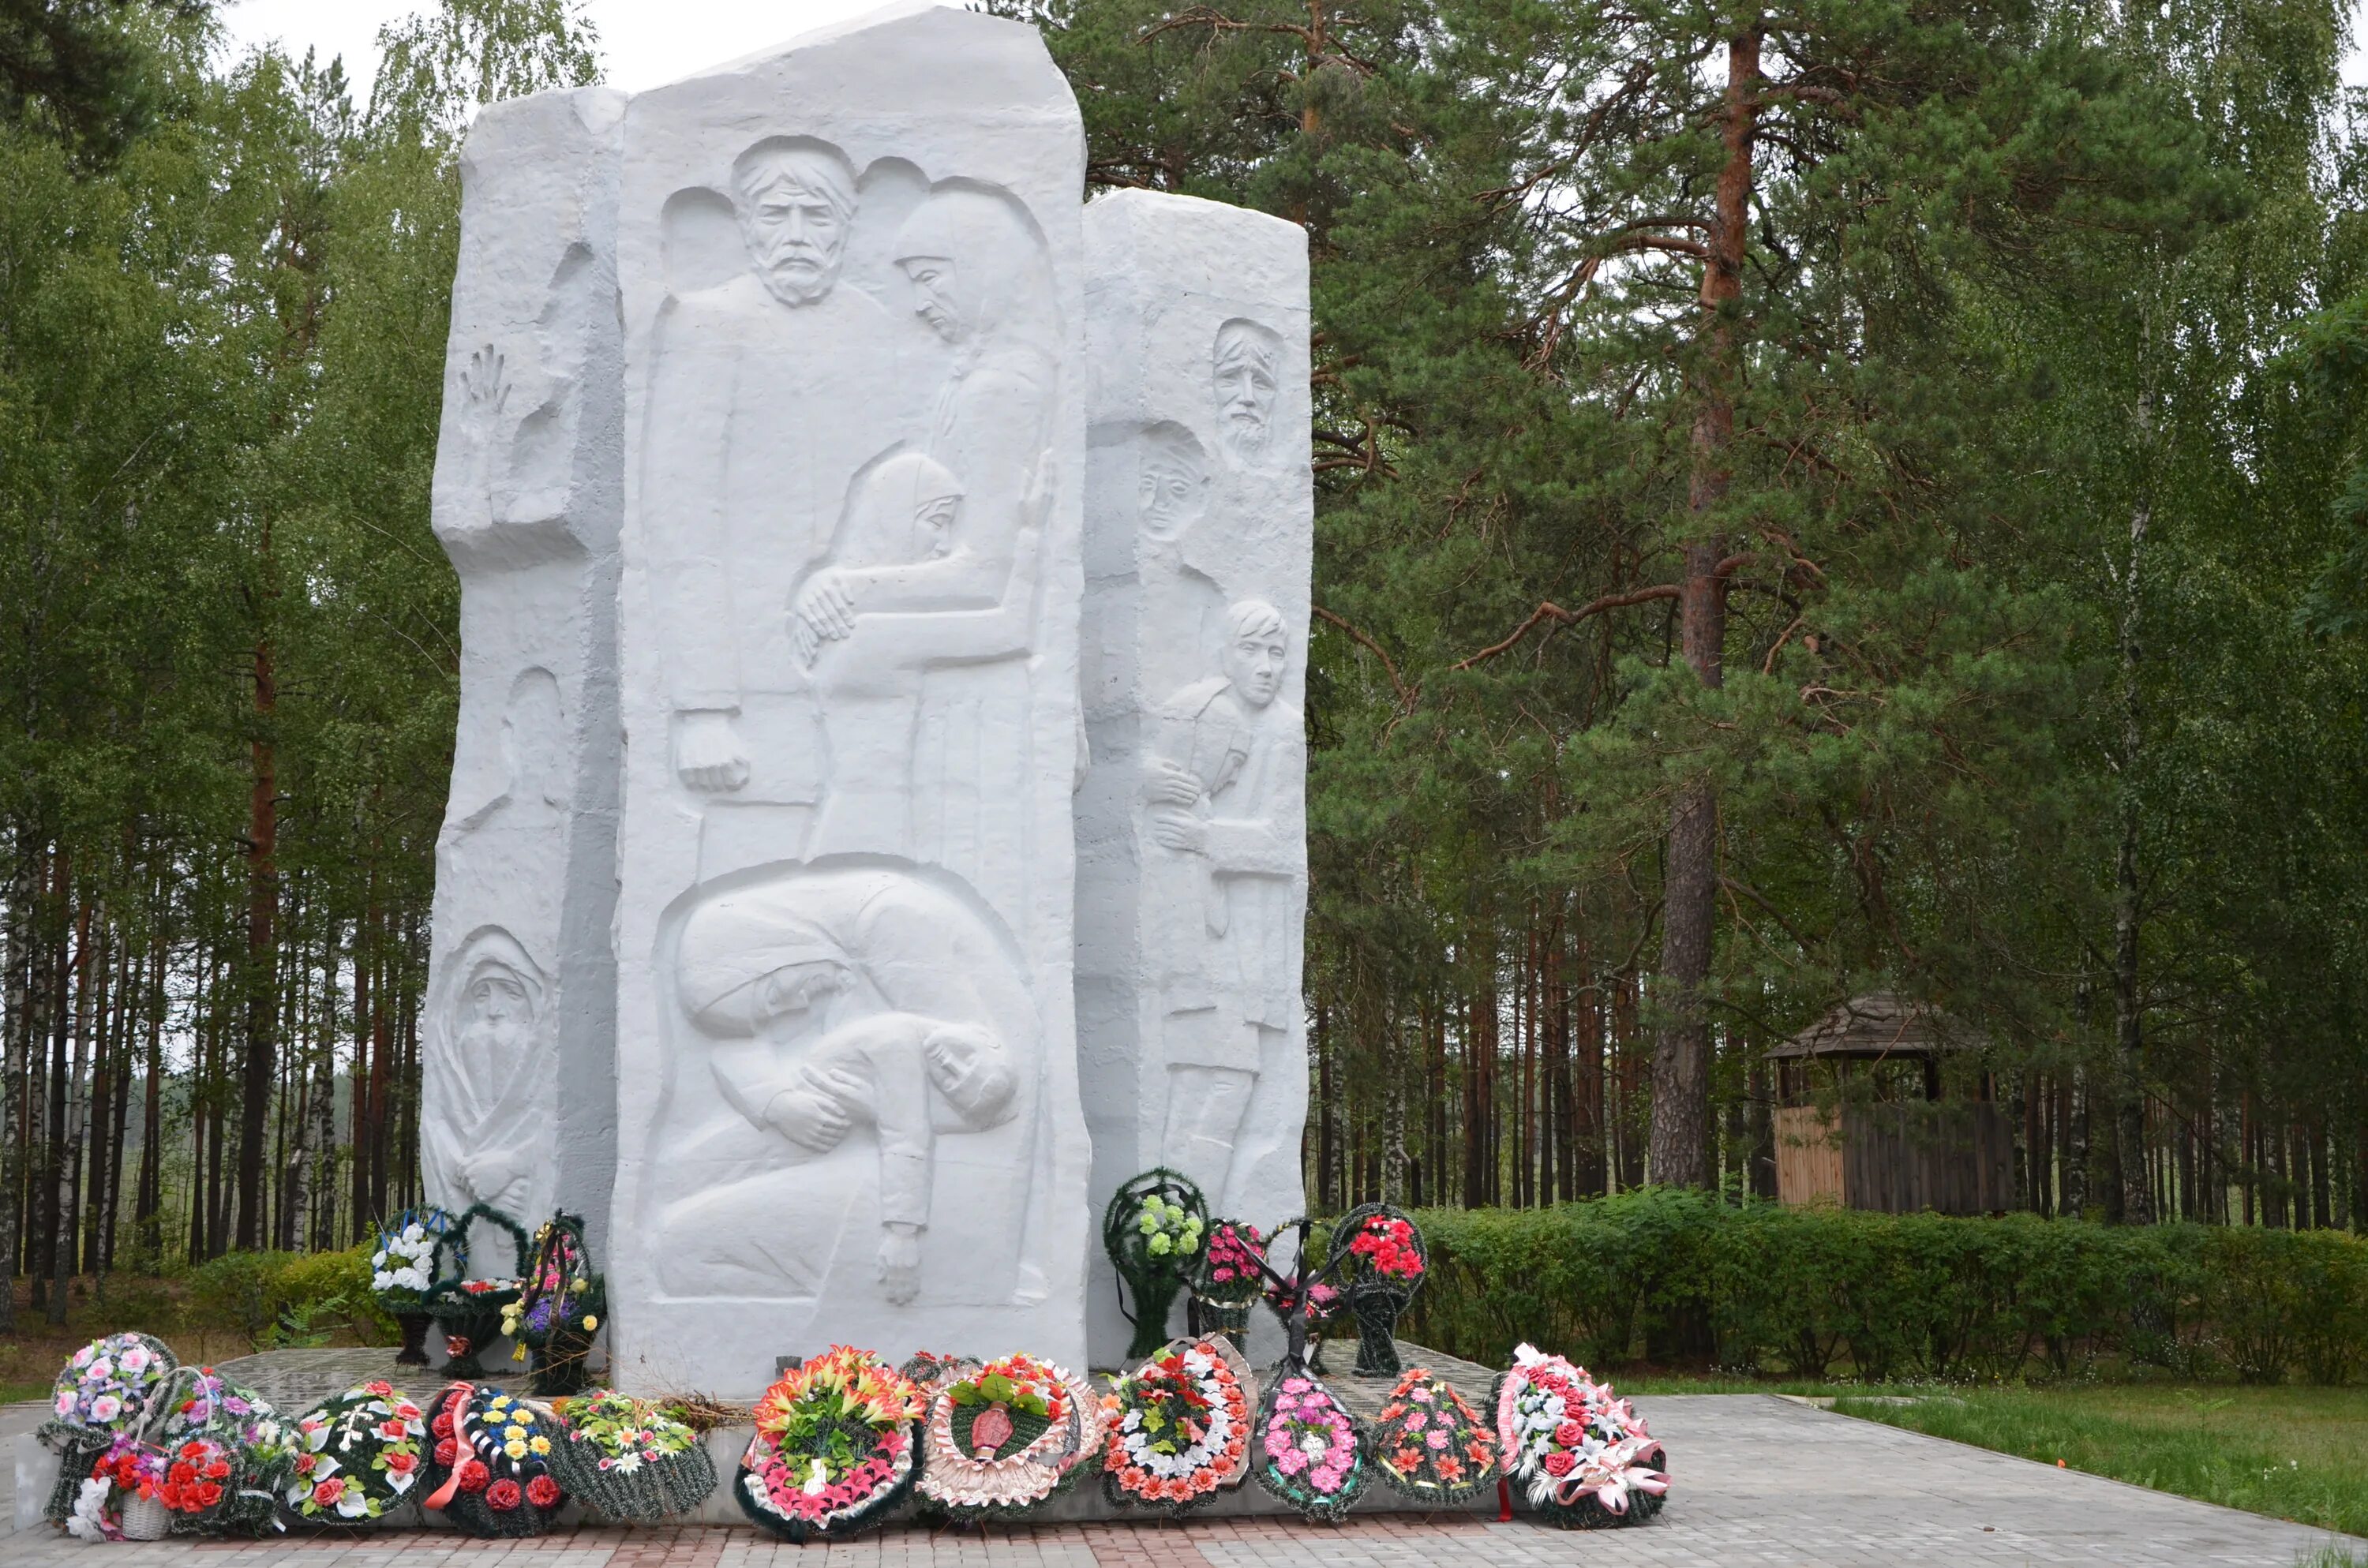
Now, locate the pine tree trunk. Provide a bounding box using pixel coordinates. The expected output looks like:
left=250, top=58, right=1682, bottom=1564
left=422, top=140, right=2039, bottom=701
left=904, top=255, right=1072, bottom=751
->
left=1651, top=25, right=1759, bottom=1192
left=236, top=632, right=279, bottom=1251
left=134, top=933, right=163, bottom=1256
left=51, top=889, right=92, bottom=1322
left=2115, top=379, right=2154, bottom=1225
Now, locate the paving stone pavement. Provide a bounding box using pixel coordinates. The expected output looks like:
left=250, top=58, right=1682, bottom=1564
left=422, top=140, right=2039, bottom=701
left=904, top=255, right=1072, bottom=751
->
left=4, top=1394, right=2359, bottom=1566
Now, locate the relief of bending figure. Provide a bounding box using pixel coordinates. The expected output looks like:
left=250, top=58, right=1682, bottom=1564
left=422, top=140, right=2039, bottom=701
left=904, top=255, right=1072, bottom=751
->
left=790, top=182, right=1058, bottom=648
left=667, top=867, right=1040, bottom=1304
left=1145, top=601, right=1305, bottom=1209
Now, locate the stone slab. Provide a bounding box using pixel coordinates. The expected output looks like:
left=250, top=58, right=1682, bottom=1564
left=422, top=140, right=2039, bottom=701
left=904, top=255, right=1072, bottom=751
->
left=422, top=83, right=630, bottom=1245
left=1077, top=190, right=1312, bottom=1368
left=606, top=0, right=1092, bottom=1394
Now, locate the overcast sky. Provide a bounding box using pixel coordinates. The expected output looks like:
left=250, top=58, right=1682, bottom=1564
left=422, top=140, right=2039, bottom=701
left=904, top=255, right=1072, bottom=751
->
left=217, top=0, right=2368, bottom=112
left=214, top=0, right=888, bottom=95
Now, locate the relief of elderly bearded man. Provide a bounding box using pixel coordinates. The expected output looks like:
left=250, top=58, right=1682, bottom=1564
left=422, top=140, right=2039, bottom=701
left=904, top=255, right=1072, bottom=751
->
left=655, top=868, right=1048, bottom=1308
left=643, top=136, right=910, bottom=801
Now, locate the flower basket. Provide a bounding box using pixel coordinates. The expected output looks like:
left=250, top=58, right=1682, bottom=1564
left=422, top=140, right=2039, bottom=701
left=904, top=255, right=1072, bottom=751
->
left=1325, top=1204, right=1427, bottom=1378
left=736, top=1346, right=927, bottom=1542
left=423, top=1203, right=529, bottom=1379
left=1250, top=1368, right=1369, bottom=1522
left=1099, top=1336, right=1254, bottom=1517
left=372, top=1208, right=454, bottom=1361
left=118, top=1489, right=173, bottom=1540
left=1492, top=1343, right=1669, bottom=1528
left=420, top=1383, right=569, bottom=1538
left=1103, top=1169, right=1208, bottom=1361
left=1368, top=1369, right=1497, bottom=1504
left=280, top=1381, right=429, bottom=1525
left=39, top=1332, right=178, bottom=1525
left=916, top=1353, right=1104, bottom=1521
left=508, top=1211, right=605, bottom=1396
left=545, top=1390, right=717, bottom=1523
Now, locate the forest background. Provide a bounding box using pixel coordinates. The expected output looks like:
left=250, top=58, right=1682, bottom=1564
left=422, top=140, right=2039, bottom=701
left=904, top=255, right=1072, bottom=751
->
left=3, top=0, right=2367, bottom=1338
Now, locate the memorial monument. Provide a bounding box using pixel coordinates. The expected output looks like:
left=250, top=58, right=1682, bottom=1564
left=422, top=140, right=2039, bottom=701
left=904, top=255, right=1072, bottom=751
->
left=419, top=2, right=1310, bottom=1397
left=606, top=2, right=1092, bottom=1391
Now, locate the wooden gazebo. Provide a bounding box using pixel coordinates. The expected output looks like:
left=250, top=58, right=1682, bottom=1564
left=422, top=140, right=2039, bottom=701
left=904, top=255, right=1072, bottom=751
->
left=1770, top=993, right=2012, bottom=1215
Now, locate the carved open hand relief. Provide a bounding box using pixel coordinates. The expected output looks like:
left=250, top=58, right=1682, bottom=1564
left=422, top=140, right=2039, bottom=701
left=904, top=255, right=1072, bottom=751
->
left=463, top=343, right=512, bottom=428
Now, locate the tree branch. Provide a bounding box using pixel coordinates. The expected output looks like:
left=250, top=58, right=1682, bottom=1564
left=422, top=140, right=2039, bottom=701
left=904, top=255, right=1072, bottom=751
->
left=1453, top=585, right=1680, bottom=670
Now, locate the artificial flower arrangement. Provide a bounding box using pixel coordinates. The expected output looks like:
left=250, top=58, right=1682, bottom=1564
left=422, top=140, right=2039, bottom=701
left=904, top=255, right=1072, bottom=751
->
left=38, top=1332, right=178, bottom=1530
left=1493, top=1342, right=1670, bottom=1527
left=736, top=1345, right=928, bottom=1542
left=49, top=1331, right=175, bottom=1435
left=422, top=1203, right=530, bottom=1379
left=419, top=1383, right=568, bottom=1538
left=281, top=1380, right=429, bottom=1525
left=1103, top=1169, right=1210, bottom=1359
left=916, top=1352, right=1105, bottom=1519
left=372, top=1208, right=453, bottom=1366
left=544, top=1388, right=717, bottom=1523
left=1192, top=1220, right=1268, bottom=1347
left=1368, top=1368, right=1499, bottom=1504
left=150, top=1365, right=300, bottom=1535
left=503, top=1211, right=605, bottom=1395
left=1251, top=1369, right=1369, bottom=1522
left=1325, top=1204, right=1429, bottom=1376
left=1098, top=1336, right=1254, bottom=1515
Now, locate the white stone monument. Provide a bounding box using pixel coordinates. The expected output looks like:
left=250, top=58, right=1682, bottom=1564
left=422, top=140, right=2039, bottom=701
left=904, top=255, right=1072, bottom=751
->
left=422, top=86, right=628, bottom=1247
left=1077, top=191, right=1313, bottom=1363
left=604, top=2, right=1093, bottom=1392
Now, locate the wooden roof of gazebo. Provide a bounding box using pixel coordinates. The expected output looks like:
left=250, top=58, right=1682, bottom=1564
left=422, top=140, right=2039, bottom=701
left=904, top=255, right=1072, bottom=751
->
left=1768, top=992, right=1981, bottom=1061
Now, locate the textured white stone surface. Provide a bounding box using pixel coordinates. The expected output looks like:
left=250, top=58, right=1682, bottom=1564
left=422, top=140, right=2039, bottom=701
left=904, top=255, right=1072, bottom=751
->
left=422, top=86, right=628, bottom=1251
left=606, top=1, right=1092, bottom=1394
left=1077, top=191, right=1312, bottom=1364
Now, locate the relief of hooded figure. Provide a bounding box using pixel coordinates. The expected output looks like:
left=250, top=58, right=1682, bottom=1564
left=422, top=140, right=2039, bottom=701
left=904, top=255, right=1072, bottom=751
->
left=422, top=927, right=554, bottom=1222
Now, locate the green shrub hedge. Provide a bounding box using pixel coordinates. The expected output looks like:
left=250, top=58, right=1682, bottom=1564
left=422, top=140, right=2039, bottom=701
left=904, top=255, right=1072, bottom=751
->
left=1390, top=1189, right=2368, bottom=1383
left=185, top=1244, right=395, bottom=1348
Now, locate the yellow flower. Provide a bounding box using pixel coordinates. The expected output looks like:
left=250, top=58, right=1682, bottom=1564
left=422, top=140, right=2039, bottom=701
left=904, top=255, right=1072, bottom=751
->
left=505, top=1439, right=526, bottom=1460
left=530, top=1436, right=549, bottom=1455
left=583, top=1315, right=598, bottom=1330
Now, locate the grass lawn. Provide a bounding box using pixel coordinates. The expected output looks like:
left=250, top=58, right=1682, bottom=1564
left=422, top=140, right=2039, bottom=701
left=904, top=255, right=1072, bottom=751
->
left=1827, top=1384, right=2368, bottom=1540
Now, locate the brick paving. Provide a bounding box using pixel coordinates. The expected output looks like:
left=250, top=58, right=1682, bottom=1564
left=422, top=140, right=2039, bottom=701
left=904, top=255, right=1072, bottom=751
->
left=8, top=1394, right=2361, bottom=1565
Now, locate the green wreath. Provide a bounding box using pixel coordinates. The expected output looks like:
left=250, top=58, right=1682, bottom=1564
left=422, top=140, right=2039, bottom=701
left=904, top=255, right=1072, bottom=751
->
left=422, top=1203, right=528, bottom=1379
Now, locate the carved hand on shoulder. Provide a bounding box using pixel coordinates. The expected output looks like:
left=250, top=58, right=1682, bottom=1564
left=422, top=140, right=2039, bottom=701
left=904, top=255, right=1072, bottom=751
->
left=789, top=571, right=856, bottom=666
left=674, top=709, right=748, bottom=792
left=877, top=1223, right=921, bottom=1305
left=1142, top=758, right=1202, bottom=809
left=1149, top=809, right=1208, bottom=855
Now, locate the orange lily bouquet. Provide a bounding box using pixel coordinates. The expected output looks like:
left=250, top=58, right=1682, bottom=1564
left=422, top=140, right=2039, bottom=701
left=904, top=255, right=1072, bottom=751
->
left=737, top=1346, right=927, bottom=1542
